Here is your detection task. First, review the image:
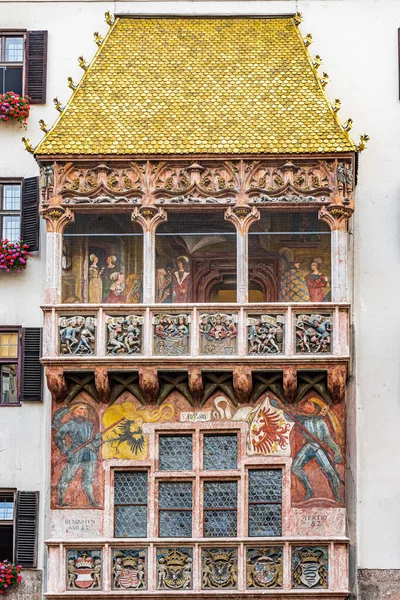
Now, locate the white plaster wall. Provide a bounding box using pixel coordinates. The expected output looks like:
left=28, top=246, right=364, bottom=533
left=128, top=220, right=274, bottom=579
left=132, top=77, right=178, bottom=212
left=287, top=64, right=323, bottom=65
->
left=0, top=0, right=399, bottom=576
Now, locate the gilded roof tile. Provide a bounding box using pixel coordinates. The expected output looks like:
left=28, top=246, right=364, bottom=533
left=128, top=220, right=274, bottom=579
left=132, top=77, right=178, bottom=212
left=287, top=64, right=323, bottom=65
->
left=35, top=17, right=356, bottom=155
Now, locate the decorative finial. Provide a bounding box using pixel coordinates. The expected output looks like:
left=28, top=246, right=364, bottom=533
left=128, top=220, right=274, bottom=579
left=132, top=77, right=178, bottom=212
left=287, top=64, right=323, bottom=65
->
left=358, top=134, right=370, bottom=152
left=67, top=77, right=77, bottom=90
left=304, top=34, right=313, bottom=47
left=21, top=137, right=34, bottom=154
left=312, top=55, right=322, bottom=69
left=53, top=97, right=64, bottom=112
left=294, top=12, right=303, bottom=26
left=39, top=119, right=49, bottom=133
left=105, top=11, right=115, bottom=26
left=94, top=32, right=103, bottom=46
left=343, top=118, right=353, bottom=132
left=332, top=99, right=341, bottom=113
left=320, top=72, right=329, bottom=88
left=78, top=56, right=88, bottom=70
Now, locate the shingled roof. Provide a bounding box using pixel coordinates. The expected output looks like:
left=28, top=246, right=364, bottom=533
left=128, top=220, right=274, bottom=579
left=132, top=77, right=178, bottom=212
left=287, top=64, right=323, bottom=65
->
left=35, top=17, right=356, bottom=156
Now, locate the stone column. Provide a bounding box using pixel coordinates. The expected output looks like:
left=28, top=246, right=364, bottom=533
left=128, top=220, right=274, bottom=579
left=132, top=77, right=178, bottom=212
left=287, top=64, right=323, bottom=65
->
left=319, top=204, right=353, bottom=303
left=225, top=205, right=260, bottom=304
left=132, top=206, right=167, bottom=304
left=40, top=204, right=74, bottom=304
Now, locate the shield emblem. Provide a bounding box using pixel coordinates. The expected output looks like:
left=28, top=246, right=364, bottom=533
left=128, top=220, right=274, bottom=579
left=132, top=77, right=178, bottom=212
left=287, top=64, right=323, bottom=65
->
left=298, top=562, right=321, bottom=588
left=254, top=560, right=276, bottom=585
left=120, top=567, right=140, bottom=589
left=75, top=568, right=94, bottom=589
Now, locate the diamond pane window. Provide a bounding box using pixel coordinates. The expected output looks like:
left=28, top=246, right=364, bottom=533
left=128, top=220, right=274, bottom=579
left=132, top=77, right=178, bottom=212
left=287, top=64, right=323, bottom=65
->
left=203, top=481, right=237, bottom=537
left=159, top=435, right=193, bottom=471
left=248, top=469, right=282, bottom=536
left=203, top=433, right=237, bottom=470
left=114, top=471, right=148, bottom=537
left=159, top=481, right=192, bottom=537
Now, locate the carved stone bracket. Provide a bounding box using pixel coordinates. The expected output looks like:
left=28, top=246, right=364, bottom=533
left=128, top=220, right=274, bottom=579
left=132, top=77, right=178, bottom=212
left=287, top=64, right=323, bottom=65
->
left=40, top=203, right=75, bottom=233
left=188, top=366, right=203, bottom=406
left=139, top=366, right=160, bottom=404
left=319, top=203, right=354, bottom=232
left=94, top=366, right=111, bottom=404
left=132, top=205, right=167, bottom=233
left=46, top=367, right=68, bottom=403
left=224, top=205, right=260, bottom=234
left=283, top=366, right=298, bottom=404
left=327, top=364, right=347, bottom=404
left=233, top=366, right=253, bottom=404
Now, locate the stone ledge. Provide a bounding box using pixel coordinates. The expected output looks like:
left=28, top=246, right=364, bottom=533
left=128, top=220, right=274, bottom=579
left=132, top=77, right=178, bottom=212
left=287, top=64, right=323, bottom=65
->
left=358, top=569, right=400, bottom=600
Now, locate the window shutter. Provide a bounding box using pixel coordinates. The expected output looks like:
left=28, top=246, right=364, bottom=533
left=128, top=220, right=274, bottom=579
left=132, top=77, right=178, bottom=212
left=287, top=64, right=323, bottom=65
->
left=15, top=491, right=39, bottom=568
left=21, top=328, right=42, bottom=402
left=25, top=31, right=47, bottom=104
left=21, top=176, right=40, bottom=252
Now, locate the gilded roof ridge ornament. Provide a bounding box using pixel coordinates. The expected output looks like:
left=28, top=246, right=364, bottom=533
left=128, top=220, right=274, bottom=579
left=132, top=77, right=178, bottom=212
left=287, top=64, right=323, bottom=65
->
left=293, top=12, right=303, bottom=26
left=21, top=137, right=34, bottom=154
left=332, top=99, right=341, bottom=113
left=104, top=11, right=115, bottom=27
left=39, top=119, right=49, bottom=133
left=343, top=118, right=353, bottom=132
left=320, top=72, right=329, bottom=88
left=358, top=134, right=370, bottom=152
left=94, top=32, right=103, bottom=46
left=304, top=33, right=313, bottom=47
left=78, top=56, right=88, bottom=70
left=67, top=77, right=77, bottom=90
left=312, top=55, right=322, bottom=69
left=53, top=97, right=64, bottom=112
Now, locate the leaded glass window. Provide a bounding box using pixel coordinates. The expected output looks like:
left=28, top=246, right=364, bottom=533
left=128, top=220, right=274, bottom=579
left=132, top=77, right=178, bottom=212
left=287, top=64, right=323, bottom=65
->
left=158, top=481, right=192, bottom=537
left=114, top=471, right=148, bottom=538
left=203, top=433, right=237, bottom=470
left=203, top=480, right=237, bottom=537
left=159, top=435, right=193, bottom=471
left=248, top=469, right=282, bottom=536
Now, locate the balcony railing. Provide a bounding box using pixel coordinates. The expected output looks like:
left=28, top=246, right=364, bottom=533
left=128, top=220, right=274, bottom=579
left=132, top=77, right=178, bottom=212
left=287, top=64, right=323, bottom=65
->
left=42, top=303, right=350, bottom=361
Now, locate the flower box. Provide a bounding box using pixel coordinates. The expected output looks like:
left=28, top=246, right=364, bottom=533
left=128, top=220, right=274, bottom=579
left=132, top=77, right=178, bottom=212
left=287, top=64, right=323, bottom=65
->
left=0, top=561, right=22, bottom=595
left=0, top=240, right=32, bottom=272
left=0, top=92, right=30, bottom=127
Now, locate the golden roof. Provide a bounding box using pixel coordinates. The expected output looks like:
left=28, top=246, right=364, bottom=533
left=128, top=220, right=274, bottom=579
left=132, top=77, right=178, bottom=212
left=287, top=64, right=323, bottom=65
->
left=35, top=17, right=356, bottom=156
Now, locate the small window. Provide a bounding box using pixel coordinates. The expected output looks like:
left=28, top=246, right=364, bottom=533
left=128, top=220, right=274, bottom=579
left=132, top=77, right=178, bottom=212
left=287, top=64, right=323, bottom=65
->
left=0, top=35, right=24, bottom=95
left=0, top=183, right=21, bottom=241
left=248, top=469, right=282, bottom=536
left=0, top=331, right=19, bottom=405
left=114, top=471, right=148, bottom=538
left=203, top=433, right=237, bottom=470
left=158, top=481, right=192, bottom=537
left=159, top=434, right=193, bottom=471
left=0, top=493, right=14, bottom=561
left=203, top=480, right=237, bottom=537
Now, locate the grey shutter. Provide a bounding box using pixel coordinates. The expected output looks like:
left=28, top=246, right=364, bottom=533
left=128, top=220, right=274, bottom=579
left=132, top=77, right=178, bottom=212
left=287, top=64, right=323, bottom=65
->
left=21, top=177, right=40, bottom=252
left=15, top=491, right=39, bottom=568
left=25, top=31, right=48, bottom=104
left=21, top=328, right=42, bottom=402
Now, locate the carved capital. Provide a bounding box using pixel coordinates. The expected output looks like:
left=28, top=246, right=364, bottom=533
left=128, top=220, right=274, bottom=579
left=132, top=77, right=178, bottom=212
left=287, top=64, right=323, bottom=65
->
left=132, top=206, right=167, bottom=233
left=327, top=364, right=347, bottom=404
left=233, top=366, right=253, bottom=404
left=224, top=205, right=260, bottom=234
left=139, top=366, right=159, bottom=404
left=188, top=366, right=203, bottom=406
left=41, top=203, right=75, bottom=233
left=94, top=366, right=111, bottom=404
left=319, top=203, right=354, bottom=232
left=283, top=366, right=297, bottom=403
left=46, top=367, right=67, bottom=403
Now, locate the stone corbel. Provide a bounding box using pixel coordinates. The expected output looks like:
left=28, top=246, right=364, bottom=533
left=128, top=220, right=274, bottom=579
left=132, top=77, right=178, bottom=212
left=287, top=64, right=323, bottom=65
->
left=139, top=366, right=159, bottom=404
left=327, top=364, right=347, bottom=404
left=224, top=205, right=260, bottom=234
left=40, top=201, right=75, bottom=233
left=132, top=205, right=167, bottom=233
left=46, top=367, right=68, bottom=403
left=94, top=366, right=111, bottom=404
left=283, top=366, right=297, bottom=404
left=188, top=366, right=203, bottom=406
left=233, top=366, right=253, bottom=404
left=318, top=203, right=354, bottom=232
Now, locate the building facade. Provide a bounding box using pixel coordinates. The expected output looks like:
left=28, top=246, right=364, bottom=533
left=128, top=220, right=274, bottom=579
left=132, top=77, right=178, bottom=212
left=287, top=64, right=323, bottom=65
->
left=0, top=2, right=399, bottom=600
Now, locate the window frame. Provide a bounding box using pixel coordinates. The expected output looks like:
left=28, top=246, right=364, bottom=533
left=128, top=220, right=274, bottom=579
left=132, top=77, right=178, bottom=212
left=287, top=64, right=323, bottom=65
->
left=0, top=489, right=16, bottom=562
left=113, top=468, right=149, bottom=539
left=0, top=31, right=26, bottom=96
left=0, top=327, right=22, bottom=406
left=0, top=179, right=23, bottom=242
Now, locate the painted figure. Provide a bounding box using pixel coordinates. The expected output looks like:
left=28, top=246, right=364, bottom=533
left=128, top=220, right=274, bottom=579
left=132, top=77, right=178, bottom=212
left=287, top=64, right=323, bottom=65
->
left=290, top=398, right=343, bottom=503
left=125, top=273, right=142, bottom=303
left=172, top=256, right=191, bottom=303
left=156, top=261, right=174, bottom=303
left=88, top=254, right=103, bottom=303
left=53, top=404, right=101, bottom=507
left=305, top=258, right=329, bottom=302
left=102, top=255, right=117, bottom=300
left=104, top=272, right=126, bottom=303
left=279, top=248, right=310, bottom=302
